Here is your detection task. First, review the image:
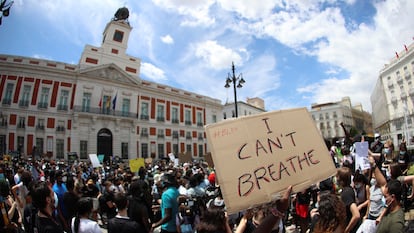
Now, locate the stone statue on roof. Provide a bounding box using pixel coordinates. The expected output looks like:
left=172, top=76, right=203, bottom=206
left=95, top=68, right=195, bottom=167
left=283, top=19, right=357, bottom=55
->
left=114, top=7, right=129, bottom=21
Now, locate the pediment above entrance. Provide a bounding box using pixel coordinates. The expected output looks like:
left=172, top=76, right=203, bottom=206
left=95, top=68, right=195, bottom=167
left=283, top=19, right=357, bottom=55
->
left=79, top=63, right=140, bottom=85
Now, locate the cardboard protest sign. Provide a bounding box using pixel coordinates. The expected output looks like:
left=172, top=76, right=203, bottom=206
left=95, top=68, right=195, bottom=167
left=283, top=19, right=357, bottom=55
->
left=205, top=107, right=337, bottom=214
left=179, top=152, right=193, bottom=163
left=129, top=158, right=145, bottom=172
left=204, top=152, right=214, bottom=168
left=89, top=154, right=102, bottom=168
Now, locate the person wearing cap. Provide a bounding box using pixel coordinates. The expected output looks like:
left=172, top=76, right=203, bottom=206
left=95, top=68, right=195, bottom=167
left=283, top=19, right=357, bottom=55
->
left=370, top=133, right=383, bottom=155
left=53, top=170, right=69, bottom=232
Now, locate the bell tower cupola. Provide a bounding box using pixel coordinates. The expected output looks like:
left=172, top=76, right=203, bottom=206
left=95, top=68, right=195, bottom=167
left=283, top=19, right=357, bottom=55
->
left=79, top=7, right=141, bottom=78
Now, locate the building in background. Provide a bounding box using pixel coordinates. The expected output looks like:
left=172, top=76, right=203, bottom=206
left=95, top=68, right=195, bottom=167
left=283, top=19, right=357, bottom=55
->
left=310, top=97, right=372, bottom=143
left=223, top=97, right=266, bottom=119
left=0, top=8, right=222, bottom=161
left=371, top=42, right=414, bottom=148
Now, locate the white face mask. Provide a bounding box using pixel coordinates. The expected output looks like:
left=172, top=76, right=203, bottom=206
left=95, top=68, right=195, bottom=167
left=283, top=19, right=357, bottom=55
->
left=62, top=176, right=67, bottom=183
left=370, top=178, right=376, bottom=186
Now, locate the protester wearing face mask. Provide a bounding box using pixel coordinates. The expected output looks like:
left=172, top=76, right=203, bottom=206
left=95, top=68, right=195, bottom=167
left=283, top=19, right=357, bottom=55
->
left=397, top=139, right=410, bottom=172
left=352, top=172, right=369, bottom=218
left=363, top=172, right=386, bottom=224
left=368, top=156, right=405, bottom=233
left=31, top=181, right=64, bottom=233
left=52, top=171, right=69, bottom=232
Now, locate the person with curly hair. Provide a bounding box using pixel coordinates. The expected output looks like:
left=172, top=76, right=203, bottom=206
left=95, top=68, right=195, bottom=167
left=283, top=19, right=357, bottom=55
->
left=311, top=192, right=347, bottom=233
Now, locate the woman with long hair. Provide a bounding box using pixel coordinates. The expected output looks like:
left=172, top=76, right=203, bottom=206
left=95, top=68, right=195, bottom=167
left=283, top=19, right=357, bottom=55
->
left=71, top=197, right=102, bottom=233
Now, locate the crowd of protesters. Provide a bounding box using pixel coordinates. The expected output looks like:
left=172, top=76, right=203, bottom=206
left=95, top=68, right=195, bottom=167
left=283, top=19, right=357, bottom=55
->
left=1, top=132, right=414, bottom=233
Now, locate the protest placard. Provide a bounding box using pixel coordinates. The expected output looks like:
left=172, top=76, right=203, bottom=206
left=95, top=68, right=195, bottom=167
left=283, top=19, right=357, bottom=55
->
left=179, top=151, right=193, bottom=163
left=205, top=107, right=337, bottom=214
left=354, top=141, right=370, bottom=171
left=89, top=154, right=102, bottom=168
left=129, top=158, right=145, bottom=172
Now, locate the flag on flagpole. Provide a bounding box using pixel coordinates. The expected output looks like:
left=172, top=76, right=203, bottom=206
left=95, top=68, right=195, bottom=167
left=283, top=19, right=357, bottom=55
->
left=112, top=92, right=118, bottom=110
left=105, top=96, right=111, bottom=108
left=396, top=52, right=399, bottom=59
left=98, top=95, right=102, bottom=108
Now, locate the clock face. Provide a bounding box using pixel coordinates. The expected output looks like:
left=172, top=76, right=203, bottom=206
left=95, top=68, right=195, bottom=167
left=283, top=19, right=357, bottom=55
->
left=113, top=30, right=124, bottom=42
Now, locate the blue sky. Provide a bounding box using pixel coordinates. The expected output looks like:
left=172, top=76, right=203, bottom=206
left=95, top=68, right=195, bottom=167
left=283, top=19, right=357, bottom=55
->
left=1, top=0, right=413, bottom=113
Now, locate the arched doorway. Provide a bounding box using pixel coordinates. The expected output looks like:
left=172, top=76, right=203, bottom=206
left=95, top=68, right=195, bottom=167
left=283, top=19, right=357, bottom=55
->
left=97, top=128, right=113, bottom=163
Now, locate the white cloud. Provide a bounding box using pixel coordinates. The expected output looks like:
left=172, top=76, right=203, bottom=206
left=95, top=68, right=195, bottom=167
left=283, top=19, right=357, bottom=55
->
left=140, top=62, right=167, bottom=81
left=194, top=40, right=242, bottom=70
left=151, top=0, right=215, bottom=26
left=160, top=35, right=174, bottom=44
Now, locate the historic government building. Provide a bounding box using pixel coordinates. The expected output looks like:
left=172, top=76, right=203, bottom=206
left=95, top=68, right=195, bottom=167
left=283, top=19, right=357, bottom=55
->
left=0, top=8, right=223, bottom=162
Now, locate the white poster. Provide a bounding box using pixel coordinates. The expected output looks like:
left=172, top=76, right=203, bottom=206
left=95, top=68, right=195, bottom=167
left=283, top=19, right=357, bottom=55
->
left=354, top=141, right=370, bottom=171
left=89, top=154, right=102, bottom=168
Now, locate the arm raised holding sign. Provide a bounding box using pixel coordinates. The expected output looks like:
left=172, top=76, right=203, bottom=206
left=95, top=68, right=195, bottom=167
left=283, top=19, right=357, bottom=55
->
left=252, top=186, right=292, bottom=233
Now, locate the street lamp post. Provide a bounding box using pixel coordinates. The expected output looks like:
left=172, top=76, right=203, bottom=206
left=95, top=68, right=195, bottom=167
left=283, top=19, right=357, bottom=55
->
left=225, top=62, right=245, bottom=118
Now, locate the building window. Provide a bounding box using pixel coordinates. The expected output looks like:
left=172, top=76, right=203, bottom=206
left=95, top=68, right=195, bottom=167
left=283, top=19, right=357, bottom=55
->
left=197, top=112, right=203, bottom=126
left=223, top=112, right=227, bottom=119
left=37, top=119, right=45, bottom=130
left=157, top=105, right=165, bottom=122
left=198, top=132, right=203, bottom=141
left=158, top=129, right=164, bottom=138
left=80, top=140, right=88, bottom=159
left=140, top=102, right=149, bottom=120
left=158, top=144, right=164, bottom=158
left=38, top=87, right=49, bottom=108
left=186, top=131, right=192, bottom=140
left=17, top=136, right=24, bottom=155
left=122, top=98, right=130, bottom=117
left=325, top=113, right=329, bottom=120
left=18, top=117, right=25, bottom=129
left=19, top=85, right=31, bottom=107
left=185, top=109, right=191, bottom=125
left=2, top=83, right=14, bottom=105
left=172, top=107, right=179, bottom=123
left=82, top=93, right=91, bottom=112
left=56, top=139, right=64, bottom=159
left=186, top=144, right=192, bottom=153
left=58, top=90, right=69, bottom=111
left=198, top=144, right=203, bottom=156
left=36, top=138, right=44, bottom=157
left=141, top=128, right=148, bottom=137
left=212, top=114, right=217, bottom=123
left=113, top=30, right=124, bottom=42
left=56, top=120, right=65, bottom=132
left=141, top=143, right=148, bottom=158
left=121, top=142, right=128, bottom=159
left=0, top=114, right=8, bottom=127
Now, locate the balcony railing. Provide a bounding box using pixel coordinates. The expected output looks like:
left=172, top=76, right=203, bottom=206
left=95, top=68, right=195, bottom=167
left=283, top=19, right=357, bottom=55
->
left=38, top=102, right=48, bottom=109
left=141, top=132, right=148, bottom=137
left=56, top=126, right=65, bottom=132
left=140, top=115, right=149, bottom=120
left=0, top=120, right=7, bottom=127
left=2, top=98, right=11, bottom=105
left=57, top=104, right=68, bottom=111
left=185, top=121, right=192, bottom=126
left=156, top=117, right=165, bottom=122
left=172, top=119, right=179, bottom=124
left=72, top=106, right=138, bottom=119
left=17, top=123, right=25, bottom=129
left=197, top=122, right=203, bottom=127
left=36, top=125, right=45, bottom=130
left=19, top=100, right=29, bottom=107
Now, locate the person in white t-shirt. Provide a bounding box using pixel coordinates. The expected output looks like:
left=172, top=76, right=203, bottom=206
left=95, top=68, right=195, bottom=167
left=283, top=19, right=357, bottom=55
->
left=71, top=197, right=102, bottom=233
